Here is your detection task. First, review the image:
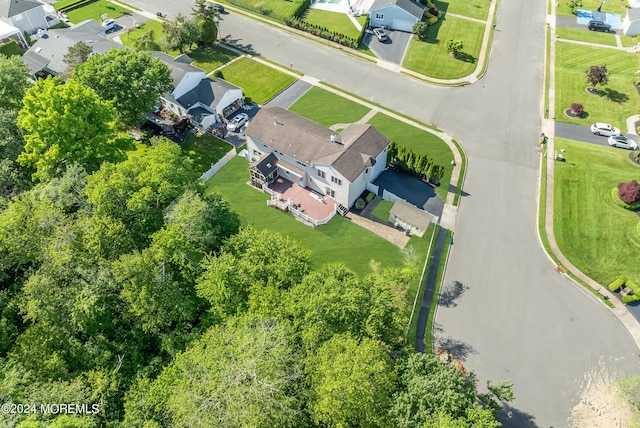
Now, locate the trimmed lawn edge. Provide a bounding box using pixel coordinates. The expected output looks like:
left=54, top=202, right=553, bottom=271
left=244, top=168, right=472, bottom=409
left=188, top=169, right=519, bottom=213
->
left=425, top=228, right=451, bottom=352
left=451, top=138, right=466, bottom=207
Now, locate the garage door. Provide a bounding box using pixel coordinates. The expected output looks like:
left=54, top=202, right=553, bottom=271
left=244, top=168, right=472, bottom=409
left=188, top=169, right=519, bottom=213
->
left=392, top=19, right=415, bottom=32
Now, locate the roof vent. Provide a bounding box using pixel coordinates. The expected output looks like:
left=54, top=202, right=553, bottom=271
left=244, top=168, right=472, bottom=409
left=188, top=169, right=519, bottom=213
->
left=274, top=117, right=282, bottom=125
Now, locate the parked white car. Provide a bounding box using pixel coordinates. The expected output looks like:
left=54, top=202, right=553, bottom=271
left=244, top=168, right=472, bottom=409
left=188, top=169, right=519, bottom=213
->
left=102, top=19, right=117, bottom=32
left=373, top=28, right=388, bottom=42
left=227, top=113, right=249, bottom=132
left=591, top=122, right=620, bottom=137
left=608, top=135, right=638, bottom=150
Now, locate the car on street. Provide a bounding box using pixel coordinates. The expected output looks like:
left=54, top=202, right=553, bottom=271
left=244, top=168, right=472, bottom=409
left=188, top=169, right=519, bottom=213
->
left=373, top=28, right=388, bottom=42
left=588, top=20, right=611, bottom=32
left=608, top=135, right=638, bottom=150
left=101, top=19, right=117, bottom=32
left=591, top=122, right=620, bottom=136
left=208, top=3, right=224, bottom=12
left=227, top=113, right=249, bottom=132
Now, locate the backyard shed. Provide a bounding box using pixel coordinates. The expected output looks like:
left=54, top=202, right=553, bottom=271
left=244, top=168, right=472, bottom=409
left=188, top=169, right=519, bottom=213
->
left=623, top=7, right=640, bottom=36
left=369, top=0, right=424, bottom=32
left=389, top=199, right=432, bottom=237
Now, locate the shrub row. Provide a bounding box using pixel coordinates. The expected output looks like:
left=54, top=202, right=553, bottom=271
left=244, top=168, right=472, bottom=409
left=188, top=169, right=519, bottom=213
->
left=292, top=0, right=310, bottom=18
left=284, top=17, right=362, bottom=49
left=623, top=294, right=640, bottom=304
left=387, top=141, right=445, bottom=183
left=608, top=275, right=627, bottom=292
left=0, top=40, right=21, bottom=56
left=610, top=187, right=640, bottom=210
left=57, top=0, right=97, bottom=13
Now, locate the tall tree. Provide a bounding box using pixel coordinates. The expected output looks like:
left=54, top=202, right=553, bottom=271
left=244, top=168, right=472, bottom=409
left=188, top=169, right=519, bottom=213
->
left=193, top=0, right=220, bottom=45
left=85, top=138, right=197, bottom=244
left=123, top=316, right=304, bottom=428
left=0, top=108, right=31, bottom=203
left=17, top=78, right=127, bottom=181
left=566, top=0, right=583, bottom=15
left=73, top=49, right=172, bottom=124
left=0, top=54, right=30, bottom=111
left=63, top=41, right=93, bottom=77
left=306, top=334, right=395, bottom=427
left=161, top=14, right=202, bottom=54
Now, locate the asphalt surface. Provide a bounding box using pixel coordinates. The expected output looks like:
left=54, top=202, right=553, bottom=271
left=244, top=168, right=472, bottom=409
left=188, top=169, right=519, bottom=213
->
left=264, top=80, right=312, bottom=109
left=121, top=1, right=640, bottom=425
left=362, top=29, right=411, bottom=64
left=372, top=169, right=444, bottom=218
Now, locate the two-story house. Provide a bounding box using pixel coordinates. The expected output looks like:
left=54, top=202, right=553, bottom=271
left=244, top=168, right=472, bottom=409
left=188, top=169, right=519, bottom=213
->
left=0, top=0, right=59, bottom=35
left=245, top=106, right=390, bottom=209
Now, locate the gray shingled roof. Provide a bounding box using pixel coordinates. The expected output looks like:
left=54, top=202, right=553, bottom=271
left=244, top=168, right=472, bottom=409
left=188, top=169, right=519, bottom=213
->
left=150, top=51, right=202, bottom=86
left=0, top=0, right=42, bottom=18
left=245, top=107, right=389, bottom=182
left=390, top=199, right=432, bottom=231
left=23, top=20, right=125, bottom=75
left=252, top=152, right=278, bottom=177
left=176, top=78, right=241, bottom=109
left=370, top=0, right=425, bottom=19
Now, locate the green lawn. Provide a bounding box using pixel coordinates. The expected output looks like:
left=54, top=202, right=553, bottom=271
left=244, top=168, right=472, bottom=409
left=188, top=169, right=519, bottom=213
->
left=120, top=19, right=168, bottom=51
left=621, top=35, right=637, bottom=48
left=371, top=200, right=393, bottom=223
left=288, top=86, right=371, bottom=127
left=225, top=0, right=303, bottom=21
left=301, top=9, right=362, bottom=40
left=403, top=15, right=485, bottom=79
left=555, top=26, right=618, bottom=46
left=433, top=0, right=490, bottom=20
left=366, top=113, right=454, bottom=200
left=205, top=156, right=420, bottom=276
left=556, top=0, right=626, bottom=18
left=63, top=0, right=129, bottom=23
left=554, top=42, right=640, bottom=129
left=554, top=138, right=640, bottom=287
left=182, top=133, right=234, bottom=174
left=219, top=57, right=296, bottom=104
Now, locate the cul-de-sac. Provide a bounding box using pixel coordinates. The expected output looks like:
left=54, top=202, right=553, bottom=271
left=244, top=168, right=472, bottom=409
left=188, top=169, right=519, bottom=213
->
left=1, top=0, right=640, bottom=426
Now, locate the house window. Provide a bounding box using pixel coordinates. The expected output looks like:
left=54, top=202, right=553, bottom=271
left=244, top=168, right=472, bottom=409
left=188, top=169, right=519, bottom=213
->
left=317, top=170, right=326, bottom=178
left=365, top=168, right=369, bottom=174
left=375, top=13, right=383, bottom=20
left=327, top=189, right=335, bottom=198
left=252, top=149, right=260, bottom=156
left=331, top=176, right=342, bottom=186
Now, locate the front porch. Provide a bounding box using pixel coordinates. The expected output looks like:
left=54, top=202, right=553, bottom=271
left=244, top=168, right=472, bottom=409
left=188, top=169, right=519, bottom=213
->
left=264, top=177, right=341, bottom=227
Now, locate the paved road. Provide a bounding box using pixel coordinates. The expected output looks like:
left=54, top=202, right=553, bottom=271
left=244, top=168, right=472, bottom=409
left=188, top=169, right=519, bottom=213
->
left=122, top=0, right=640, bottom=425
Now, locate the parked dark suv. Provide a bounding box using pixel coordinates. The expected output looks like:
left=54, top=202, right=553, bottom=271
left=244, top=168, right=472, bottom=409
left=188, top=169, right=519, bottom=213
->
left=588, top=20, right=611, bottom=32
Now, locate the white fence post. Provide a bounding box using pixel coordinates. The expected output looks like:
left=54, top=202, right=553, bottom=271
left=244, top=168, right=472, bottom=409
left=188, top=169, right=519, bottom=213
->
left=200, top=147, right=237, bottom=182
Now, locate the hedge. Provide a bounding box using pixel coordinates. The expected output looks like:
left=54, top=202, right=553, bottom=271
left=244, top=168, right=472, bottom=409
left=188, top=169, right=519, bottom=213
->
left=611, top=186, right=640, bottom=210
left=0, top=40, right=21, bottom=56
left=622, top=294, right=640, bottom=304
left=56, top=0, right=97, bottom=13
left=292, top=0, right=310, bottom=18
left=608, top=275, right=627, bottom=292
left=284, top=17, right=363, bottom=49
left=627, top=280, right=640, bottom=294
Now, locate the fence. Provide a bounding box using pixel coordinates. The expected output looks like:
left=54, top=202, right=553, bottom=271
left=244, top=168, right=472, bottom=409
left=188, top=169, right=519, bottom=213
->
left=366, top=182, right=379, bottom=195
left=200, top=148, right=237, bottom=182
left=289, top=204, right=336, bottom=227
left=382, top=189, right=403, bottom=204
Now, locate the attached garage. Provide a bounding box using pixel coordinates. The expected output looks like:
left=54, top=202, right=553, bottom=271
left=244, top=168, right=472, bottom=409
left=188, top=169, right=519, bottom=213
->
left=369, top=0, right=424, bottom=33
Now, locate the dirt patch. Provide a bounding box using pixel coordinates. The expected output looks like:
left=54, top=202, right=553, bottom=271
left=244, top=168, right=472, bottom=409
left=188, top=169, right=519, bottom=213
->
left=569, top=365, right=638, bottom=427
left=434, top=346, right=467, bottom=375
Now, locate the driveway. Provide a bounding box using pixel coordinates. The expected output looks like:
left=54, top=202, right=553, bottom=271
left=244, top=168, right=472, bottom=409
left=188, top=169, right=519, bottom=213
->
left=264, top=80, right=312, bottom=109
left=555, top=122, right=637, bottom=146
left=362, top=29, right=412, bottom=64
left=373, top=169, right=444, bottom=218
left=105, top=12, right=148, bottom=38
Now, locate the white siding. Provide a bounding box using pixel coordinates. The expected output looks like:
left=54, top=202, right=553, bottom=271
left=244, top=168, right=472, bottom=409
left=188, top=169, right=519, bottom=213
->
left=213, top=88, right=243, bottom=117
left=10, top=7, right=48, bottom=34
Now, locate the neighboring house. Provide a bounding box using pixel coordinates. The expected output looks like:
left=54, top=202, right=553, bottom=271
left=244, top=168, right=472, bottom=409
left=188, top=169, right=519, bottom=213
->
left=389, top=199, right=433, bottom=237
left=623, top=7, right=640, bottom=36
left=369, top=0, right=424, bottom=32
left=246, top=106, right=390, bottom=209
left=0, top=0, right=59, bottom=35
left=22, top=19, right=119, bottom=78
left=0, top=19, right=27, bottom=47
left=151, top=51, right=244, bottom=131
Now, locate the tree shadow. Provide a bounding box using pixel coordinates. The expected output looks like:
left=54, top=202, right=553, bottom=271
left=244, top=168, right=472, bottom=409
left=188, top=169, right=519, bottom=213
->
left=425, top=17, right=445, bottom=43
left=447, top=184, right=470, bottom=197
left=220, top=35, right=258, bottom=55
left=434, top=335, right=476, bottom=361
left=438, top=280, right=468, bottom=308
left=432, top=0, right=450, bottom=13
left=454, top=52, right=476, bottom=64
left=497, top=403, right=538, bottom=428
left=604, top=88, right=629, bottom=104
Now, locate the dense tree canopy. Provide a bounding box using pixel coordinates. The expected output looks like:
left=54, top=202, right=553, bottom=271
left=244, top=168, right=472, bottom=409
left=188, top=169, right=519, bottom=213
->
left=73, top=49, right=173, bottom=124
left=0, top=54, right=30, bottom=111
left=63, top=41, right=93, bottom=77
left=161, top=14, right=201, bottom=54
left=17, top=78, right=128, bottom=181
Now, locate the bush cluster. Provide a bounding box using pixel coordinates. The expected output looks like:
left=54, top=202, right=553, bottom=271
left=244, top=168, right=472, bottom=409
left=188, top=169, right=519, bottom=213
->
left=611, top=186, right=640, bottom=210
left=387, top=141, right=445, bottom=184
left=284, top=17, right=362, bottom=49
left=622, top=294, right=640, bottom=304
left=569, top=103, right=584, bottom=115
left=617, top=180, right=640, bottom=204
left=608, top=275, right=627, bottom=292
